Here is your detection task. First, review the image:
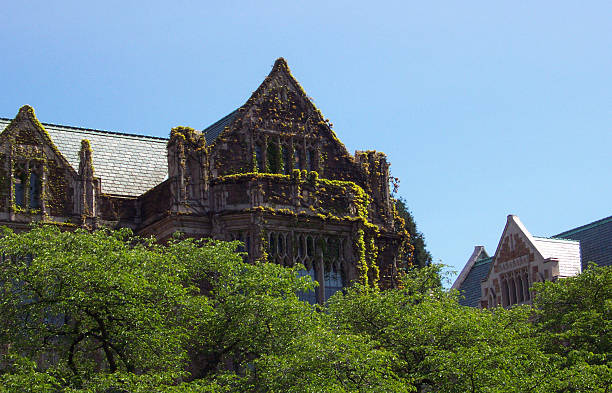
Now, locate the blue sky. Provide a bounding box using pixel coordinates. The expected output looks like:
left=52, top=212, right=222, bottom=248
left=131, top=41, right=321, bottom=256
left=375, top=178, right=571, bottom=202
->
left=1, top=1, right=610, bottom=280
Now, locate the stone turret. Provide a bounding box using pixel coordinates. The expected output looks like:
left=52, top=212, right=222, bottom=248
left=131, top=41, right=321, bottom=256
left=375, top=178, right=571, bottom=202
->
left=355, top=150, right=392, bottom=226
left=167, top=127, right=209, bottom=211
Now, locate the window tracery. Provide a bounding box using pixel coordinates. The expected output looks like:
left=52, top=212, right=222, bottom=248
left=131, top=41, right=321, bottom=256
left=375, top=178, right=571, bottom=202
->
left=265, top=230, right=347, bottom=304
left=324, top=263, right=344, bottom=302
left=297, top=264, right=317, bottom=304
left=499, top=269, right=531, bottom=308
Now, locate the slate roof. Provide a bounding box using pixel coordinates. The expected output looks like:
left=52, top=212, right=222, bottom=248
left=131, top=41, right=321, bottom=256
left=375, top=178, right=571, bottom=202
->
left=0, top=118, right=168, bottom=197
left=202, top=110, right=239, bottom=145
left=554, top=215, right=612, bottom=269
left=457, top=256, right=492, bottom=307
left=532, top=237, right=581, bottom=277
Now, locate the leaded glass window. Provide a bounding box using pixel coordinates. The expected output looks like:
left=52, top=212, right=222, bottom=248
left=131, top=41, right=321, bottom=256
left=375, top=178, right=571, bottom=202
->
left=298, top=267, right=317, bottom=305
left=324, top=265, right=343, bottom=302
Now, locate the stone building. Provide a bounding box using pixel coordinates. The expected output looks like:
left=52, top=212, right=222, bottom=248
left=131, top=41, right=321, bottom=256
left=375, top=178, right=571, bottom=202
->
left=453, top=214, right=612, bottom=308
left=0, top=58, right=410, bottom=303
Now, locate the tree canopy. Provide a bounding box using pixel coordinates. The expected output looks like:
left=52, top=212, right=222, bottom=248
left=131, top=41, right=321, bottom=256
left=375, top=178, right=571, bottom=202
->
left=394, top=197, right=432, bottom=268
left=0, top=225, right=610, bottom=392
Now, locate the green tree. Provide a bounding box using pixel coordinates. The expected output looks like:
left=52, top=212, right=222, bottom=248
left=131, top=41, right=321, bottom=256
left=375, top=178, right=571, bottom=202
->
left=394, top=197, right=432, bottom=268
left=326, top=266, right=555, bottom=393
left=532, top=264, right=612, bottom=392
left=3, top=225, right=610, bottom=393
left=0, top=225, right=401, bottom=392
left=0, top=225, right=199, bottom=378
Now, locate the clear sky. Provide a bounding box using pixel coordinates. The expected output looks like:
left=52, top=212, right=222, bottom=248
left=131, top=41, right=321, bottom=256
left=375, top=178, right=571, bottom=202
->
left=1, top=1, right=610, bottom=280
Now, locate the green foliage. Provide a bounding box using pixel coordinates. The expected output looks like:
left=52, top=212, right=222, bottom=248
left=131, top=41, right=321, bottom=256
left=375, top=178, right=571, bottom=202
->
left=354, top=229, right=368, bottom=286
left=0, top=226, right=610, bottom=392
left=253, top=326, right=410, bottom=393
left=532, top=263, right=612, bottom=390
left=394, top=197, right=432, bottom=268
left=327, top=271, right=551, bottom=393
left=533, top=263, right=611, bottom=359
left=0, top=225, right=202, bottom=377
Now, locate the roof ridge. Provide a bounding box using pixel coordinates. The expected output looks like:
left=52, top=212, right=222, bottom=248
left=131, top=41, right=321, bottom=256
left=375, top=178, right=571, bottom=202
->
left=1, top=116, right=167, bottom=141
left=554, top=215, right=612, bottom=239
left=474, top=256, right=493, bottom=267
left=533, top=236, right=579, bottom=243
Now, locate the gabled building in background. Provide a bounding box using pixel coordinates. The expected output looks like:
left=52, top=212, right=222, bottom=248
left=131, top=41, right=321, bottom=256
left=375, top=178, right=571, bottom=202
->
left=0, top=58, right=411, bottom=303
left=453, top=214, right=612, bottom=308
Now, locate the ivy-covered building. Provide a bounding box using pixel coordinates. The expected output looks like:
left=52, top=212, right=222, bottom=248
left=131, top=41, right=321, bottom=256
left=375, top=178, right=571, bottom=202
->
left=0, top=58, right=410, bottom=303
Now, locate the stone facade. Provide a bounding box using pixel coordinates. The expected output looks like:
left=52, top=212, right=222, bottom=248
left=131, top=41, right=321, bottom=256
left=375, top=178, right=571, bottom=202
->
left=453, top=215, right=588, bottom=308
left=0, top=58, right=411, bottom=302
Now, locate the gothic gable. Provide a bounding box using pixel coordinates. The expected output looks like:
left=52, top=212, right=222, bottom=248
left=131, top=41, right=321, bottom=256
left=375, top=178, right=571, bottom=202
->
left=479, top=215, right=579, bottom=309
left=0, top=106, right=76, bottom=174
left=0, top=106, right=78, bottom=217
left=208, top=58, right=358, bottom=181
left=489, top=215, right=543, bottom=279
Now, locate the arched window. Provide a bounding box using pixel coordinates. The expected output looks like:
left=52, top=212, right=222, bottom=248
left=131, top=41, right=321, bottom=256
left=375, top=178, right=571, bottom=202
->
left=327, top=237, right=341, bottom=260
left=267, top=140, right=281, bottom=173
left=502, top=279, right=509, bottom=307
left=307, top=149, right=316, bottom=172
left=255, top=144, right=264, bottom=172
left=268, top=233, right=276, bottom=256
left=509, top=278, right=517, bottom=305
left=13, top=172, right=25, bottom=208
left=278, top=234, right=284, bottom=255
left=297, top=235, right=305, bottom=259
left=298, top=265, right=317, bottom=305
left=282, top=145, right=292, bottom=175
left=306, top=236, right=314, bottom=258
left=516, top=275, right=524, bottom=303
left=295, top=147, right=303, bottom=170
left=324, top=264, right=344, bottom=302
left=523, top=273, right=530, bottom=301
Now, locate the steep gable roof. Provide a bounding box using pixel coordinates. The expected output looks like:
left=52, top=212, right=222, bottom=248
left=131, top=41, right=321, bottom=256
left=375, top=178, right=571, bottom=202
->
left=457, top=255, right=493, bottom=307
left=455, top=216, right=582, bottom=304
left=0, top=106, right=76, bottom=174
left=452, top=245, right=489, bottom=291
left=202, top=110, right=239, bottom=145
left=0, top=114, right=168, bottom=197
left=485, top=215, right=545, bottom=279
left=488, top=216, right=581, bottom=278
left=208, top=58, right=352, bottom=157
